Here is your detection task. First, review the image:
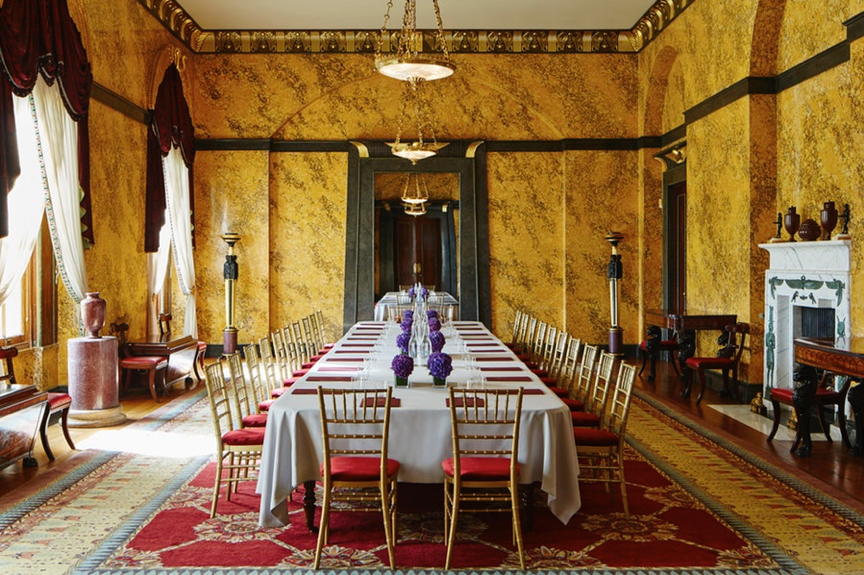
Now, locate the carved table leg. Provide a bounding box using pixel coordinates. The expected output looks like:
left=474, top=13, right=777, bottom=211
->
left=792, top=365, right=819, bottom=457
left=848, top=382, right=864, bottom=457
left=644, top=325, right=660, bottom=382
left=303, top=479, right=318, bottom=533
left=677, top=330, right=696, bottom=396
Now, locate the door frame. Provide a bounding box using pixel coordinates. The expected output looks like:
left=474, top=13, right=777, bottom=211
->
left=661, top=162, right=686, bottom=314
left=343, top=141, right=490, bottom=332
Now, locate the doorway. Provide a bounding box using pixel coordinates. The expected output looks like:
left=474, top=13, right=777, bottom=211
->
left=662, top=164, right=686, bottom=314
left=395, top=214, right=441, bottom=288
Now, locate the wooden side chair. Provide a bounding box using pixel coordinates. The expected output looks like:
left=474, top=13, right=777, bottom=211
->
left=638, top=325, right=681, bottom=380
left=114, top=322, right=168, bottom=403
left=573, top=363, right=637, bottom=517
left=314, top=387, right=399, bottom=569
left=443, top=387, right=525, bottom=570
left=203, top=361, right=265, bottom=518
left=684, top=322, right=750, bottom=404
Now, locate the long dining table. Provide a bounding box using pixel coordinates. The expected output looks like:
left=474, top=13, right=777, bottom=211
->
left=256, top=320, right=581, bottom=529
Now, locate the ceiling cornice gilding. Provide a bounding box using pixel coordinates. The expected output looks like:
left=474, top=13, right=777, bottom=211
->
left=139, top=0, right=693, bottom=54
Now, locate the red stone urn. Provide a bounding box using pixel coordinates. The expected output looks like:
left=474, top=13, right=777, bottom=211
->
left=81, top=292, right=106, bottom=338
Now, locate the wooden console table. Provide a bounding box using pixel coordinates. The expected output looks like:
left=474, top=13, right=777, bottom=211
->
left=0, top=384, right=47, bottom=470
left=126, top=334, right=198, bottom=394
left=644, top=310, right=737, bottom=396
left=794, top=337, right=864, bottom=456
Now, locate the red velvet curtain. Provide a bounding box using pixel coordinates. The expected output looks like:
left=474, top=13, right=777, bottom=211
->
left=0, top=0, right=93, bottom=242
left=145, top=63, right=195, bottom=253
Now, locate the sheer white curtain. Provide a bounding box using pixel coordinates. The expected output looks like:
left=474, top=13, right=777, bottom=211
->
left=146, top=223, right=172, bottom=335
left=0, top=95, right=47, bottom=306
left=31, top=77, right=88, bottom=303
left=162, top=146, right=197, bottom=337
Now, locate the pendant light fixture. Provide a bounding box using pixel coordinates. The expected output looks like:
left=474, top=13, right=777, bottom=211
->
left=375, top=0, right=455, bottom=82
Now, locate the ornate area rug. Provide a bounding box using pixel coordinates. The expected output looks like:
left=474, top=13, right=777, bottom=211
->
left=1, top=389, right=863, bottom=574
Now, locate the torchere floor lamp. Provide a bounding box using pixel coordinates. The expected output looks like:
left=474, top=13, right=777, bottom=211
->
left=221, top=232, right=241, bottom=354
left=605, top=231, right=624, bottom=357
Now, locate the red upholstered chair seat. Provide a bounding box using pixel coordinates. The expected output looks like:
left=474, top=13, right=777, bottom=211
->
left=293, top=368, right=311, bottom=377
left=441, top=456, right=520, bottom=480
left=222, top=427, right=266, bottom=446
left=571, top=411, right=600, bottom=427
left=242, top=413, right=268, bottom=427
left=121, top=356, right=167, bottom=369
left=573, top=427, right=619, bottom=446
left=325, top=456, right=400, bottom=481
left=546, top=386, right=569, bottom=398
left=767, top=378, right=852, bottom=449
left=310, top=354, right=325, bottom=362
left=283, top=377, right=299, bottom=387
left=769, top=387, right=841, bottom=402
left=259, top=399, right=275, bottom=412
left=530, top=368, right=548, bottom=377
left=271, top=387, right=287, bottom=398
left=561, top=398, right=584, bottom=411
left=40, top=392, right=76, bottom=461
left=301, top=362, right=316, bottom=369
left=685, top=356, right=733, bottom=371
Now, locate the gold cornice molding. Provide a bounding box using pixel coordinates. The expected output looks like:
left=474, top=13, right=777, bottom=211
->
left=138, top=0, right=694, bottom=55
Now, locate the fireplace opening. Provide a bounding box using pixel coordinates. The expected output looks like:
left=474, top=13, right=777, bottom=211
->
left=796, top=306, right=835, bottom=340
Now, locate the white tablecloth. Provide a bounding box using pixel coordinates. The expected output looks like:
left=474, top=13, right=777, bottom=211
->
left=257, top=321, right=581, bottom=526
left=373, top=291, right=460, bottom=321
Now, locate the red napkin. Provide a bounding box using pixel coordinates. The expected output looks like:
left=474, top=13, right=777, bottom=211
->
left=347, top=337, right=377, bottom=341
left=486, top=376, right=532, bottom=382
left=467, top=343, right=503, bottom=348
left=316, top=367, right=359, bottom=372
left=322, top=358, right=363, bottom=363
left=307, top=376, right=353, bottom=382
left=479, top=366, right=524, bottom=372
left=446, top=397, right=485, bottom=407
left=474, top=356, right=513, bottom=362
left=342, top=343, right=373, bottom=347
left=292, top=388, right=319, bottom=395
left=362, top=397, right=401, bottom=407
left=334, top=350, right=369, bottom=354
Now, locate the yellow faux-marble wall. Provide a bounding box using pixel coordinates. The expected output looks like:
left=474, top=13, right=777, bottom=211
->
left=268, top=153, right=348, bottom=343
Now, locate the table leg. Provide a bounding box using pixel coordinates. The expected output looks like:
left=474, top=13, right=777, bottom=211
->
left=848, top=382, right=864, bottom=456
left=303, top=480, right=318, bottom=533
left=792, top=365, right=819, bottom=457
left=677, top=330, right=696, bottom=396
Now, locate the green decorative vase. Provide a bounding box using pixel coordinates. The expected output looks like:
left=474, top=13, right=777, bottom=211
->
left=433, top=377, right=446, bottom=387
left=395, top=376, right=409, bottom=387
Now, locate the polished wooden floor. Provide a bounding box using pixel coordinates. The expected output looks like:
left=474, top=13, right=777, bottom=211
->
left=2, top=358, right=863, bottom=515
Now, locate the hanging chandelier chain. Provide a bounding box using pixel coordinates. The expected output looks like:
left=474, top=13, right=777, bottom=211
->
left=402, top=0, right=417, bottom=57
left=394, top=79, right=411, bottom=145
left=432, top=0, right=451, bottom=61
left=376, top=0, right=394, bottom=58
left=411, top=79, right=426, bottom=146
left=416, top=79, right=439, bottom=145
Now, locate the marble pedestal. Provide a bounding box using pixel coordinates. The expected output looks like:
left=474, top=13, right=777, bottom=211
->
left=67, top=336, right=127, bottom=427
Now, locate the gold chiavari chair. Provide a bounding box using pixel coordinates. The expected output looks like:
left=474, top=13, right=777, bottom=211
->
left=314, top=387, right=400, bottom=569
left=530, top=321, right=548, bottom=367
left=573, top=363, right=637, bottom=516
left=573, top=343, right=599, bottom=405
left=507, top=309, right=523, bottom=350
left=540, top=326, right=559, bottom=374
left=572, top=351, right=616, bottom=428
left=243, top=343, right=273, bottom=413
left=226, top=351, right=267, bottom=428
left=258, top=336, right=283, bottom=397
left=314, top=309, right=334, bottom=350
left=558, top=336, right=584, bottom=411
left=204, top=361, right=265, bottom=518
left=442, top=387, right=525, bottom=570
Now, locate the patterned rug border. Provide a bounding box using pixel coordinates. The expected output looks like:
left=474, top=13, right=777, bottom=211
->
left=633, top=389, right=864, bottom=528
left=67, top=390, right=819, bottom=575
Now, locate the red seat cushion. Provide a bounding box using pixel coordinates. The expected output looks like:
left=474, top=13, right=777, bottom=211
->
left=324, top=456, right=400, bottom=481
left=573, top=427, right=619, bottom=446
left=47, top=392, right=71, bottom=409
left=283, top=377, right=299, bottom=387
left=530, top=368, right=549, bottom=378
left=571, top=411, right=600, bottom=427
left=259, top=399, right=275, bottom=412
left=770, top=387, right=843, bottom=403
left=441, top=456, right=519, bottom=481
left=310, top=354, right=325, bottom=362
left=546, top=386, right=569, bottom=398
left=639, top=340, right=678, bottom=350
left=242, top=413, right=268, bottom=427
left=561, top=398, right=584, bottom=411
left=197, top=341, right=207, bottom=351
left=301, top=361, right=316, bottom=369
left=685, top=357, right=733, bottom=370
left=293, top=369, right=310, bottom=377
left=222, top=427, right=266, bottom=446
left=271, top=388, right=287, bottom=398
left=120, top=356, right=167, bottom=369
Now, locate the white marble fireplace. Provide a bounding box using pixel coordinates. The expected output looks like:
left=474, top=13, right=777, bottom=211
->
left=760, top=240, right=851, bottom=395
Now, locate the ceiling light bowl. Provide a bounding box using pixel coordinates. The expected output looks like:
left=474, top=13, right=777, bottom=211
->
left=388, top=141, right=448, bottom=163
left=376, top=57, right=456, bottom=82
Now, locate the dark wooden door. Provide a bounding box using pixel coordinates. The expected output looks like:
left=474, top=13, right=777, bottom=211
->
left=394, top=216, right=442, bottom=289
left=669, top=181, right=687, bottom=313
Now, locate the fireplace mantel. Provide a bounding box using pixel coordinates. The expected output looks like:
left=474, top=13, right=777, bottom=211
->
left=759, top=240, right=851, bottom=394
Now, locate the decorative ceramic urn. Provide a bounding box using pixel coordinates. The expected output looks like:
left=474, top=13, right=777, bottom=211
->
left=81, top=292, right=106, bottom=338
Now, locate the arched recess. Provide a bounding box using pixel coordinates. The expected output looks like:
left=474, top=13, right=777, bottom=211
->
left=643, top=45, right=679, bottom=136
left=750, top=0, right=786, bottom=77
left=342, top=141, right=490, bottom=333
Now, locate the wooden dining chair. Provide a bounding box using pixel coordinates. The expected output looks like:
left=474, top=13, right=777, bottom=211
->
left=572, top=351, right=616, bottom=428
left=572, top=344, right=599, bottom=406
left=203, top=361, right=265, bottom=518
left=315, top=387, right=399, bottom=569
left=243, top=343, right=274, bottom=413
left=573, top=363, right=637, bottom=517
left=684, top=322, right=749, bottom=404
left=226, top=352, right=267, bottom=428
left=443, top=387, right=525, bottom=570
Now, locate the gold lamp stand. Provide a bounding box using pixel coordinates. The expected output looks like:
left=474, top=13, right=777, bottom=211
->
left=221, top=232, right=241, bottom=354
left=605, top=231, right=625, bottom=357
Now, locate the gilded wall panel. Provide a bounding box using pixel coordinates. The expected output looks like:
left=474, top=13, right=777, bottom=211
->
left=564, top=150, right=640, bottom=346
left=269, top=153, right=348, bottom=342
left=777, top=0, right=864, bottom=73
left=14, top=345, right=59, bottom=392
left=193, top=151, right=272, bottom=345
left=639, top=149, right=664, bottom=332
left=486, top=153, right=565, bottom=338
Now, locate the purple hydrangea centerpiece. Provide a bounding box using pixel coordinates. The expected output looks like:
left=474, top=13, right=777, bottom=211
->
left=429, top=330, right=445, bottom=353
left=400, top=311, right=413, bottom=332
left=428, top=317, right=441, bottom=332
left=396, top=331, right=411, bottom=353
left=426, top=309, right=438, bottom=319
left=428, top=352, right=453, bottom=381
left=391, top=353, right=414, bottom=379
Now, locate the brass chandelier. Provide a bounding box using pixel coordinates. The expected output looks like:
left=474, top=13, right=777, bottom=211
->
left=375, top=0, right=455, bottom=82
left=387, top=78, right=447, bottom=163
left=400, top=172, right=430, bottom=205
